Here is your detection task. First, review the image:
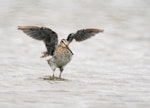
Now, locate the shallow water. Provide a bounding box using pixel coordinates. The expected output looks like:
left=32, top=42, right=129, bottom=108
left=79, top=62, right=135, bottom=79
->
left=0, top=0, right=150, bottom=108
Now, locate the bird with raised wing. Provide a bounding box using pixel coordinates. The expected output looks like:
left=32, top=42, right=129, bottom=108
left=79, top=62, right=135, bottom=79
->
left=18, top=26, right=104, bottom=78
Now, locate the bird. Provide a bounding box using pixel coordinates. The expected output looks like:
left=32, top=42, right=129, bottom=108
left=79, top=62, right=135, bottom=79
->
left=18, top=26, right=104, bottom=78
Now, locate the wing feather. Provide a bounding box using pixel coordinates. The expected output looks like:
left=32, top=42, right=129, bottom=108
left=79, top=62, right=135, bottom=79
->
left=18, top=26, right=58, bottom=56
left=67, top=28, right=104, bottom=43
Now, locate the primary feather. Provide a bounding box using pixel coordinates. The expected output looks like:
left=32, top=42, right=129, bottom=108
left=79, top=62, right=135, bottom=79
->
left=18, top=26, right=58, bottom=56
left=67, top=28, right=104, bottom=43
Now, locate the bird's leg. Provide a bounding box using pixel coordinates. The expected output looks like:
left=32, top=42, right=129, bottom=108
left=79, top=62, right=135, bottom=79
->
left=46, top=58, right=56, bottom=78
left=52, top=69, right=56, bottom=78
left=59, top=67, right=64, bottom=78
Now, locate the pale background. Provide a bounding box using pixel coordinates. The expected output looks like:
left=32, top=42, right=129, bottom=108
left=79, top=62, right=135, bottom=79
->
left=0, top=0, right=150, bottom=108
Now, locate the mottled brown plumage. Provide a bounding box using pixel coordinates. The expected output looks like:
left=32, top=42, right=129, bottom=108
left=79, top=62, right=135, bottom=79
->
left=18, top=25, right=104, bottom=78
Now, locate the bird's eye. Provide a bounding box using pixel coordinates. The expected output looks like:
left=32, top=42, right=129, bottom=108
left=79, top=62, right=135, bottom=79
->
left=61, top=40, right=65, bottom=43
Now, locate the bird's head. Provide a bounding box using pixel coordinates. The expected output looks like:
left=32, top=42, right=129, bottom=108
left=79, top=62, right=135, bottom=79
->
left=60, top=39, right=69, bottom=47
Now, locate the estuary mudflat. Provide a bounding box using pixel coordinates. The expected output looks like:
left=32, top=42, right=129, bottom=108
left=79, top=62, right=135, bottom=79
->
left=0, top=0, right=150, bottom=108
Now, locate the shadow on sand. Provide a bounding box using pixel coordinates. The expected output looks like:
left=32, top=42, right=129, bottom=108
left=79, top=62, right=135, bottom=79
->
left=40, top=76, right=68, bottom=81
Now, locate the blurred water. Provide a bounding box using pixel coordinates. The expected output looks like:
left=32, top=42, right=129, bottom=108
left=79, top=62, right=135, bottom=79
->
left=0, top=0, right=150, bottom=108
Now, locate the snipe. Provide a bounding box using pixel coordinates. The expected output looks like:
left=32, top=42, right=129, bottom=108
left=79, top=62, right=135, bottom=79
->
left=18, top=26, right=104, bottom=78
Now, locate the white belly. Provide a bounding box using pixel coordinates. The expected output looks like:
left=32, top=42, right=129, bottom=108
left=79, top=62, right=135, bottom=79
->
left=54, top=53, right=73, bottom=67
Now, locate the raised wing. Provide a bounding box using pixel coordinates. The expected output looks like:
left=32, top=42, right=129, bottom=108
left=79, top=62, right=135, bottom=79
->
left=18, top=26, right=58, bottom=56
left=67, top=28, right=104, bottom=43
